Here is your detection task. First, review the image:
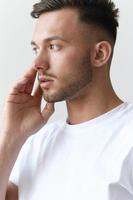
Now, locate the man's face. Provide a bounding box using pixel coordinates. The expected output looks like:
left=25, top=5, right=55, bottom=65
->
left=31, top=8, right=94, bottom=103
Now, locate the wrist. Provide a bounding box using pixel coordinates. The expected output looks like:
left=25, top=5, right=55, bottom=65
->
left=0, top=130, right=27, bottom=148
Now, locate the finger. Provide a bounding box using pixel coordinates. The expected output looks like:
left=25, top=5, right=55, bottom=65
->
left=33, top=84, right=43, bottom=103
left=9, top=77, right=29, bottom=94
left=41, top=103, right=55, bottom=123
left=10, top=66, right=37, bottom=95
left=22, top=65, right=38, bottom=94
left=25, top=75, right=37, bottom=94
left=23, top=65, right=37, bottom=80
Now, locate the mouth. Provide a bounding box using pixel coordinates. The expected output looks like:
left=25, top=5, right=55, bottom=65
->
left=38, top=76, right=54, bottom=89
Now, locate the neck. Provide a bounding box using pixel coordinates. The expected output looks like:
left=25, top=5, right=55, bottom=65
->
left=66, top=76, right=123, bottom=125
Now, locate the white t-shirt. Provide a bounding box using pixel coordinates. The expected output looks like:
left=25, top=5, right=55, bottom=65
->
left=10, top=102, right=133, bottom=200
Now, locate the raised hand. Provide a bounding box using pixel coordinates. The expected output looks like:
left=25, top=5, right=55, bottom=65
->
left=1, top=66, right=55, bottom=139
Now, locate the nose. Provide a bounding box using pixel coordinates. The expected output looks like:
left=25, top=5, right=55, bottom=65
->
left=33, top=51, right=49, bottom=72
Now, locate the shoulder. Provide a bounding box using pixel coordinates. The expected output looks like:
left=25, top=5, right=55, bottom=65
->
left=33, top=119, right=65, bottom=140
left=12, top=120, right=65, bottom=168
left=115, top=102, right=133, bottom=139
left=118, top=102, right=133, bottom=126
left=21, top=120, right=65, bottom=151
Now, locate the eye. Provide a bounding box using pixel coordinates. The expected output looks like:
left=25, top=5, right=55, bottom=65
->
left=49, top=44, right=61, bottom=51
left=32, top=47, right=38, bottom=55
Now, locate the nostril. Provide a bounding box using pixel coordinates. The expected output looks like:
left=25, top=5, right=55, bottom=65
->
left=34, top=62, right=49, bottom=70
left=35, top=65, right=49, bottom=73
left=35, top=65, right=43, bottom=70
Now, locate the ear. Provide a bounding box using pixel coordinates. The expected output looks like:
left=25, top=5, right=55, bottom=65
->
left=92, top=41, right=112, bottom=68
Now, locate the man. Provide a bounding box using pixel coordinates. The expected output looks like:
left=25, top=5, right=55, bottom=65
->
left=0, top=0, right=133, bottom=199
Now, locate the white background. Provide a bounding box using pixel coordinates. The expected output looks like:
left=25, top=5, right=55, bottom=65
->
left=0, top=0, right=133, bottom=125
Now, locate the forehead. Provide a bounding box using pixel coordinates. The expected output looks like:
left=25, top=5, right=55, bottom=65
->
left=32, top=8, right=89, bottom=43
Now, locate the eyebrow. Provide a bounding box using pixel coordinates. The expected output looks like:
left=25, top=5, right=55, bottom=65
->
left=30, top=35, right=68, bottom=47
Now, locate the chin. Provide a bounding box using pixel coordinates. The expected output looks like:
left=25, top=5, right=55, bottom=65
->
left=42, top=87, right=76, bottom=103
left=42, top=95, right=64, bottom=103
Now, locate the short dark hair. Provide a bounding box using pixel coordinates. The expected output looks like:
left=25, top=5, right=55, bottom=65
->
left=30, top=0, right=119, bottom=43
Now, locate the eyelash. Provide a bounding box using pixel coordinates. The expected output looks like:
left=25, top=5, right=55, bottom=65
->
left=32, top=44, right=60, bottom=54
left=32, top=48, right=37, bottom=54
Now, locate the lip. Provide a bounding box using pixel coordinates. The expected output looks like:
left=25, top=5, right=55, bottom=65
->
left=40, top=80, right=54, bottom=89
left=39, top=76, right=54, bottom=82
left=39, top=77, right=53, bottom=89
left=38, top=75, right=54, bottom=89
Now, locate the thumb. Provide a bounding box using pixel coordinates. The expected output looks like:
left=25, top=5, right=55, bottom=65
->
left=41, top=103, right=55, bottom=123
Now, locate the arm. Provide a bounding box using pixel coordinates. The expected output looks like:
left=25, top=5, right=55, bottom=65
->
left=0, top=132, right=23, bottom=200
left=0, top=66, right=55, bottom=200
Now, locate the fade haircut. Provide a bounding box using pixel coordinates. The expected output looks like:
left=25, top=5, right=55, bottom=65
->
left=30, top=0, right=119, bottom=43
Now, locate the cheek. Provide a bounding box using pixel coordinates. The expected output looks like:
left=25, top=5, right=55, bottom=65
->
left=52, top=50, right=82, bottom=74
left=50, top=46, right=89, bottom=84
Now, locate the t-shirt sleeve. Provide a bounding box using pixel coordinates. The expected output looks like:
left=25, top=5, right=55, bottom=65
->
left=119, top=148, right=133, bottom=194
left=109, top=148, right=133, bottom=199
left=9, top=121, right=61, bottom=186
